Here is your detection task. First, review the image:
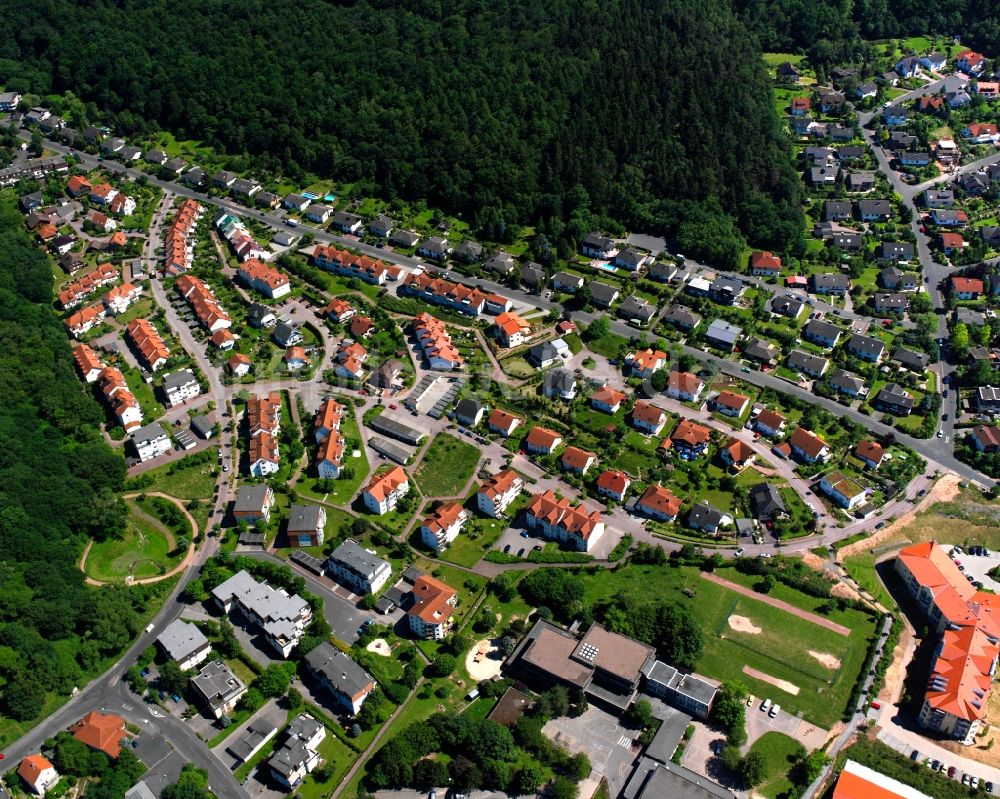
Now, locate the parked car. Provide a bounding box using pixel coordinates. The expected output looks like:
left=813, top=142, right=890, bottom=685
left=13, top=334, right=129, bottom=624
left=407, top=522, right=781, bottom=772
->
left=947, top=766, right=956, bottom=777
left=769, top=704, right=780, bottom=718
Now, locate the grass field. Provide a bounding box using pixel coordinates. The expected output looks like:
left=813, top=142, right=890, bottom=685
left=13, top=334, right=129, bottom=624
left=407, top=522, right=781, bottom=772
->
left=85, top=500, right=183, bottom=582
left=843, top=553, right=894, bottom=608
left=139, top=447, right=219, bottom=530
left=414, top=433, right=481, bottom=498
left=864, top=504, right=1000, bottom=552
left=581, top=565, right=877, bottom=728
left=748, top=731, right=805, bottom=799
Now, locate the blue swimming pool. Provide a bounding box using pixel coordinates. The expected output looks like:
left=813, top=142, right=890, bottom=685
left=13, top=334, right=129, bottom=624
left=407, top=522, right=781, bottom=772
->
left=324, top=193, right=336, bottom=202
left=594, top=262, right=617, bottom=273
left=301, top=191, right=318, bottom=200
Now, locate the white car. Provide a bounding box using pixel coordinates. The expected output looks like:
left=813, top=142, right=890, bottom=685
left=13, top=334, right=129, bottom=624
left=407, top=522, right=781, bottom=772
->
left=769, top=704, right=780, bottom=718
left=761, top=698, right=772, bottom=713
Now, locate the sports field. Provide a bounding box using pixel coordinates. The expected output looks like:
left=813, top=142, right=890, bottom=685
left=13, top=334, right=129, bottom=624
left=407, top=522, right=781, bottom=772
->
left=581, top=564, right=878, bottom=728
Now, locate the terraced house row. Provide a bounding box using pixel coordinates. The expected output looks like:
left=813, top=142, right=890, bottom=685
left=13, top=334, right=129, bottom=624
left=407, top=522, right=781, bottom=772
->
left=247, top=391, right=281, bottom=477
left=164, top=199, right=204, bottom=275
left=312, top=244, right=403, bottom=284
left=125, top=318, right=170, bottom=371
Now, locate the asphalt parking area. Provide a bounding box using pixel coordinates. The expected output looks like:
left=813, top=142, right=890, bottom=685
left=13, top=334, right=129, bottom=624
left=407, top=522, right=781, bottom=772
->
left=491, top=526, right=542, bottom=558
left=948, top=546, right=1000, bottom=590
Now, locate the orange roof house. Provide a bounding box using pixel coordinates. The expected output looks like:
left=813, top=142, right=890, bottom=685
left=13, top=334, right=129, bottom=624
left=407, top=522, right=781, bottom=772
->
left=524, top=426, right=562, bottom=454
left=854, top=440, right=885, bottom=468
left=488, top=408, right=522, bottom=436
left=66, top=174, right=92, bottom=197
left=590, top=385, right=626, bottom=413
left=635, top=484, right=682, bottom=520
left=17, top=754, right=57, bottom=793
left=407, top=575, right=458, bottom=638
left=720, top=437, right=755, bottom=470
left=832, top=759, right=934, bottom=799
left=561, top=446, right=597, bottom=474
left=525, top=490, right=605, bottom=551
left=71, top=711, right=125, bottom=758
left=631, top=400, right=667, bottom=434
left=595, top=469, right=631, bottom=501
left=896, top=541, right=1000, bottom=742
left=669, top=419, right=711, bottom=452
left=750, top=251, right=781, bottom=272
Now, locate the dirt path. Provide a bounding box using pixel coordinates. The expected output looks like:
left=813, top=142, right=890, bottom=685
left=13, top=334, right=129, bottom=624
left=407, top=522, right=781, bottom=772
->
left=79, top=492, right=198, bottom=586
left=836, top=474, right=962, bottom=560
left=700, top=571, right=851, bottom=636
left=743, top=665, right=800, bottom=695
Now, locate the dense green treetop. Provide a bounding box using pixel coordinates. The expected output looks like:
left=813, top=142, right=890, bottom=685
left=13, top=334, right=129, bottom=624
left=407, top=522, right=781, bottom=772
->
left=0, top=0, right=803, bottom=260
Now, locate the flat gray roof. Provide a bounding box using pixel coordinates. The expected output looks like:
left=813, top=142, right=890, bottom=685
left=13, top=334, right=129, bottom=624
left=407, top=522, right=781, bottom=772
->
left=156, top=619, right=209, bottom=662
left=329, top=539, right=390, bottom=579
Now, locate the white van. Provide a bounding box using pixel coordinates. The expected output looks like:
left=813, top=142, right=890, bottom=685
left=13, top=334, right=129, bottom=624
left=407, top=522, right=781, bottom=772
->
left=761, top=698, right=772, bottom=713
left=770, top=704, right=781, bottom=718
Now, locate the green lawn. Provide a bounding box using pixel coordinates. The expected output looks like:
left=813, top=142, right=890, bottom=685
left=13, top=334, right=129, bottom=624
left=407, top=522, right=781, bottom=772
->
left=85, top=499, right=183, bottom=582
left=295, top=730, right=360, bottom=799
left=137, top=448, right=220, bottom=531
left=414, top=433, right=481, bottom=498
left=748, top=732, right=806, bottom=799
left=843, top=553, right=894, bottom=608
left=123, top=366, right=165, bottom=420
left=580, top=565, right=878, bottom=728
left=296, top=408, right=370, bottom=506
left=498, top=356, right=535, bottom=379
left=585, top=331, right=628, bottom=359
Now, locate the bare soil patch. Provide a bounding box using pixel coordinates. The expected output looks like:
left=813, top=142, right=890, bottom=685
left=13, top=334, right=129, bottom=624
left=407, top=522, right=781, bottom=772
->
left=366, top=638, right=391, bottom=657
left=837, top=475, right=961, bottom=559
left=465, top=638, right=504, bottom=681
left=728, top=614, right=763, bottom=635
left=808, top=650, right=841, bottom=670
left=743, top=665, right=800, bottom=696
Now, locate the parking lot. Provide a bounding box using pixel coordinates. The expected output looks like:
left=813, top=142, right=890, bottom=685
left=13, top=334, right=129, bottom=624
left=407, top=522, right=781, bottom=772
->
left=948, top=545, right=1000, bottom=590
left=491, top=525, right=544, bottom=558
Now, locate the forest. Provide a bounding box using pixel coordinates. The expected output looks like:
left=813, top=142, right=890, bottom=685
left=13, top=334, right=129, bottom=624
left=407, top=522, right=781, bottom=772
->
left=0, top=0, right=804, bottom=264
left=737, top=0, right=1000, bottom=67
left=0, top=192, right=157, bottom=730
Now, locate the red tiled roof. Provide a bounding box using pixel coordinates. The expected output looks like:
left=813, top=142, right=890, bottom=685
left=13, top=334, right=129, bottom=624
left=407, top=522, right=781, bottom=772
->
left=590, top=385, right=626, bottom=408
left=561, top=446, right=596, bottom=471
left=596, top=469, right=630, bottom=495
left=636, top=484, right=682, bottom=518
left=525, top=426, right=562, bottom=451
left=854, top=440, right=885, bottom=464
left=17, top=754, right=54, bottom=786
left=750, top=251, right=781, bottom=270
left=365, top=466, right=408, bottom=502
left=488, top=408, right=521, bottom=433
left=409, top=575, right=457, bottom=625
left=951, top=276, right=983, bottom=293
left=671, top=419, right=711, bottom=447
left=71, top=711, right=125, bottom=758
left=526, top=490, right=603, bottom=540
left=714, top=390, right=749, bottom=411
left=790, top=427, right=828, bottom=458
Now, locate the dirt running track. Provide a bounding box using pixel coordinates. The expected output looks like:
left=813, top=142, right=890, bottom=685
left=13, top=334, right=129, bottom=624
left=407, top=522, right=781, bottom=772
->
left=79, top=492, right=197, bottom=586
left=700, top=571, right=851, bottom=636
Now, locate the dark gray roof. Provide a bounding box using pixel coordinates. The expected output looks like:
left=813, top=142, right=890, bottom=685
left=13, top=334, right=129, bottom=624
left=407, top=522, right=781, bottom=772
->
left=287, top=504, right=324, bottom=534
left=329, top=538, right=390, bottom=577
left=688, top=501, right=726, bottom=528
left=162, top=368, right=198, bottom=393
left=624, top=758, right=736, bottom=799
left=191, top=660, right=246, bottom=709
left=743, top=338, right=777, bottom=363
left=891, top=346, right=929, bottom=371
left=619, top=295, right=655, bottom=322
left=542, top=368, right=576, bottom=397
left=304, top=642, right=374, bottom=701
left=234, top=484, right=270, bottom=514
left=520, top=262, right=544, bottom=286
left=770, top=296, right=804, bottom=317
left=132, top=422, right=168, bottom=448
left=803, top=319, right=841, bottom=342
left=189, top=412, right=215, bottom=438
left=878, top=383, right=914, bottom=410
left=857, top=199, right=892, bottom=217
left=812, top=273, right=850, bottom=289
left=454, top=397, right=484, bottom=419
left=589, top=281, right=619, bottom=305
left=829, top=368, right=865, bottom=393
left=847, top=333, right=885, bottom=357
left=226, top=718, right=278, bottom=763
left=664, top=305, right=700, bottom=328
left=750, top=483, right=785, bottom=519
left=787, top=349, right=828, bottom=374
left=881, top=241, right=914, bottom=260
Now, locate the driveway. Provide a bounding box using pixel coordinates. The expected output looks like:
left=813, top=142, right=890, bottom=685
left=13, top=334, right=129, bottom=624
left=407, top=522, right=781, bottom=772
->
left=542, top=706, right=642, bottom=798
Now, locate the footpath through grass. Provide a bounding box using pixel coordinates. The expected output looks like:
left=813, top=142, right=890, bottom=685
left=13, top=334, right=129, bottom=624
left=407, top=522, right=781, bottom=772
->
left=85, top=500, right=183, bottom=582
left=413, top=433, right=481, bottom=498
